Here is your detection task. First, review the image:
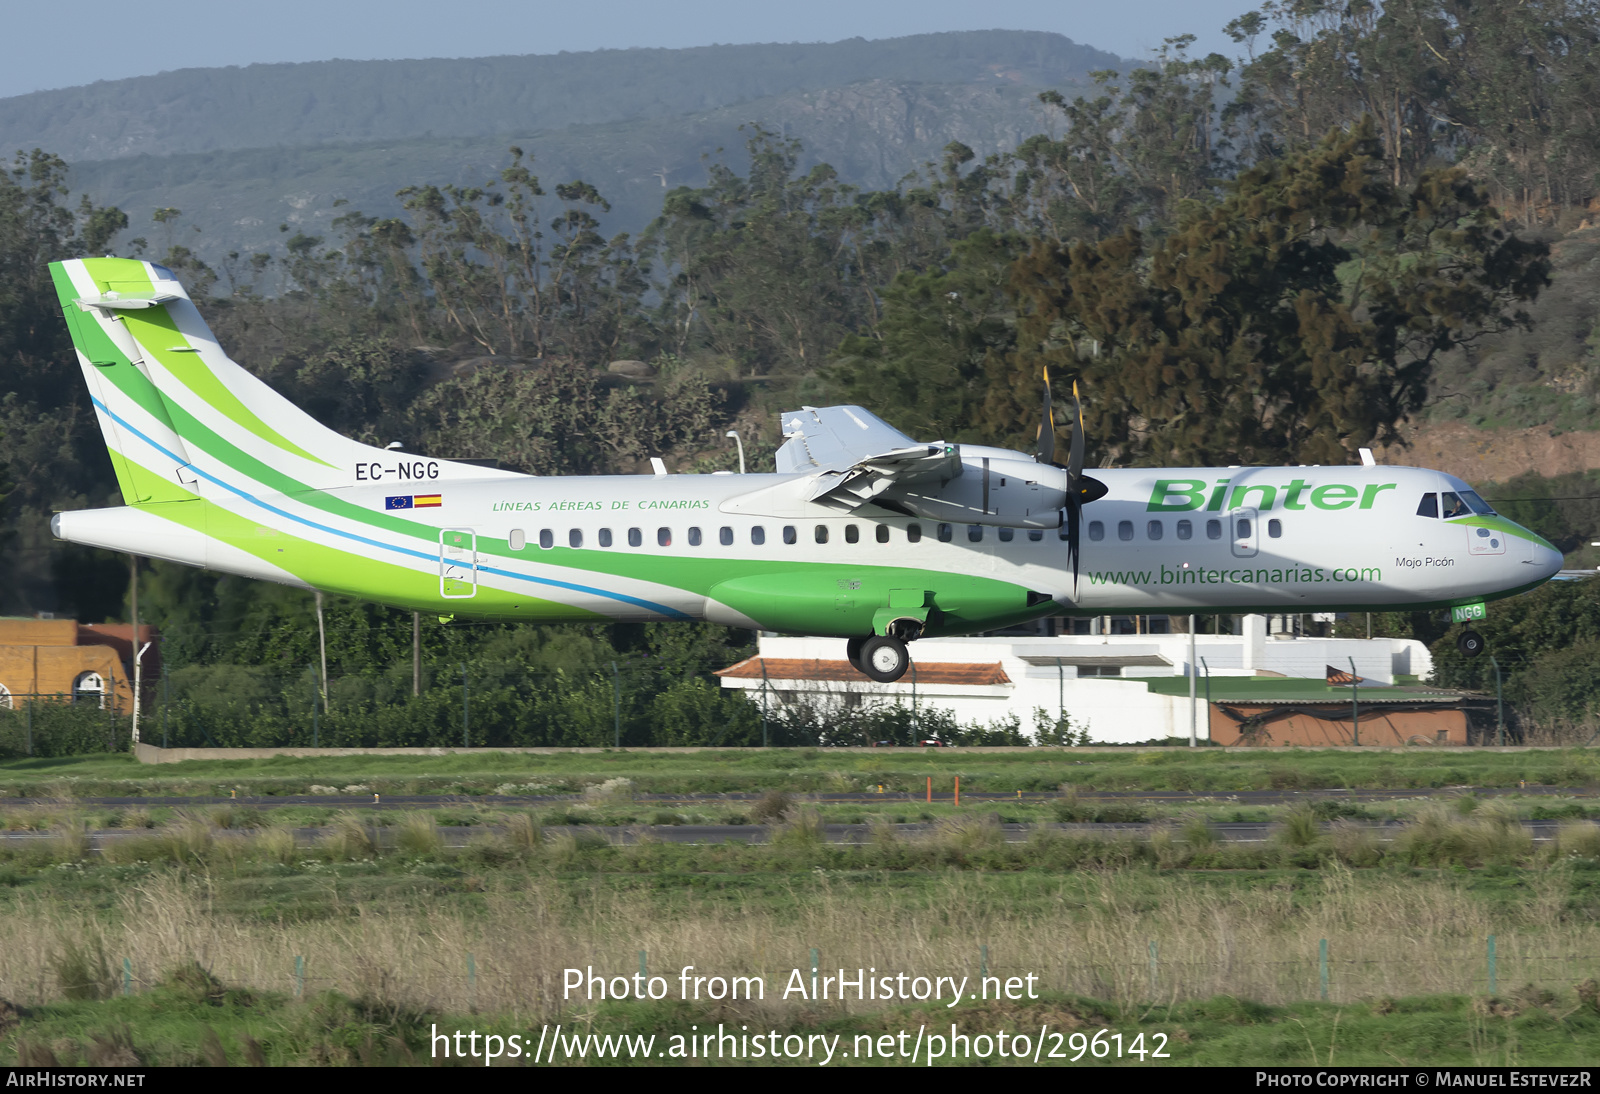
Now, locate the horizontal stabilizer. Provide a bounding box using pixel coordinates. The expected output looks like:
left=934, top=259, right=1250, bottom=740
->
left=74, top=291, right=182, bottom=311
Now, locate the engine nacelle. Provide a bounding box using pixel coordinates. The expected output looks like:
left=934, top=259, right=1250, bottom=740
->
left=895, top=449, right=1067, bottom=528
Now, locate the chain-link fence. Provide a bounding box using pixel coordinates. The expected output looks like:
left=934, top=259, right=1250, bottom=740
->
left=0, top=694, right=132, bottom=757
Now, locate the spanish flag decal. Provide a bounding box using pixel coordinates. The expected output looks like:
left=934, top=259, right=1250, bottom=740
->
left=385, top=494, right=443, bottom=510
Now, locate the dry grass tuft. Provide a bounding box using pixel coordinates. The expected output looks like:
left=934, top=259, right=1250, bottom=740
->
left=502, top=813, right=541, bottom=854
left=1393, top=804, right=1531, bottom=866
left=252, top=827, right=297, bottom=866
left=319, top=814, right=376, bottom=861
left=583, top=777, right=635, bottom=804
left=750, top=790, right=793, bottom=823
left=1557, top=821, right=1600, bottom=859
left=1329, top=821, right=1382, bottom=867
left=770, top=806, right=824, bottom=848
left=394, top=812, right=444, bottom=858
left=116, top=808, right=153, bottom=830
left=1276, top=805, right=1320, bottom=849
left=159, top=813, right=213, bottom=864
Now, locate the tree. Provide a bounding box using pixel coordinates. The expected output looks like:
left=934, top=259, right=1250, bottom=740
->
left=1226, top=1, right=1600, bottom=218
left=643, top=127, right=878, bottom=377
left=0, top=151, right=128, bottom=617
left=998, top=121, right=1550, bottom=465
left=1023, top=37, right=1235, bottom=241
left=829, top=229, right=1022, bottom=442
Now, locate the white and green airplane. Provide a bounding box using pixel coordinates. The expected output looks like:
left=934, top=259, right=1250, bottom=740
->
left=49, top=258, right=1562, bottom=682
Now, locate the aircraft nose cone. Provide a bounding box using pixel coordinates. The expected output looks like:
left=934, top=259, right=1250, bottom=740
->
left=1535, top=542, right=1564, bottom=578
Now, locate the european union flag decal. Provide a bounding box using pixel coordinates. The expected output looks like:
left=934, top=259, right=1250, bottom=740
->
left=385, top=496, right=413, bottom=510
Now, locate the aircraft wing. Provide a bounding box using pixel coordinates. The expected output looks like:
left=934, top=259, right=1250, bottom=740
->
left=776, top=405, right=920, bottom=473
left=775, top=405, right=960, bottom=512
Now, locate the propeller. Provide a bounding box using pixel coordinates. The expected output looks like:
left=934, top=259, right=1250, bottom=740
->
left=1036, top=367, right=1057, bottom=467
left=1036, top=372, right=1107, bottom=590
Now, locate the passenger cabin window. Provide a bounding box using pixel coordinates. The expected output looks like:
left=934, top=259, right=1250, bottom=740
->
left=1236, top=517, right=1252, bottom=539
left=783, top=526, right=797, bottom=545
left=967, top=525, right=984, bottom=542
left=1268, top=519, right=1282, bottom=538
left=719, top=526, right=733, bottom=546
left=815, top=525, right=829, bottom=544
left=1028, top=529, right=1044, bottom=542
left=876, top=525, right=890, bottom=543
left=907, top=524, right=922, bottom=543
left=1417, top=493, right=1439, bottom=518
left=538, top=529, right=553, bottom=550
left=998, top=527, right=1014, bottom=542
left=937, top=523, right=953, bottom=542
left=1088, top=521, right=1105, bottom=542
left=687, top=527, right=702, bottom=546
left=1206, top=519, right=1223, bottom=540
left=844, top=524, right=859, bottom=544
left=657, top=527, right=672, bottom=547
left=751, top=526, right=766, bottom=545
left=568, top=529, right=583, bottom=548
left=1176, top=519, right=1192, bottom=541
left=509, top=529, right=526, bottom=551
left=1147, top=520, right=1163, bottom=541
left=628, top=527, right=642, bottom=547
left=599, top=528, right=613, bottom=548
left=1117, top=520, right=1134, bottom=542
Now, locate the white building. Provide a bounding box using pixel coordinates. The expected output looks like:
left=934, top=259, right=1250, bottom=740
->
left=716, top=617, right=1447, bottom=745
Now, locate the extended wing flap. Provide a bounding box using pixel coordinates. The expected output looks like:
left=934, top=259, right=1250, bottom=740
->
left=806, top=444, right=960, bottom=509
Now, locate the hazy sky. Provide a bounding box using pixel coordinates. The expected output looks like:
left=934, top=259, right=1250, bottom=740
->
left=0, top=0, right=1258, bottom=100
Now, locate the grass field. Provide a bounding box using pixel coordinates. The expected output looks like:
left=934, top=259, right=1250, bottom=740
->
left=2, top=746, right=1598, bottom=799
left=0, top=748, right=1596, bottom=1066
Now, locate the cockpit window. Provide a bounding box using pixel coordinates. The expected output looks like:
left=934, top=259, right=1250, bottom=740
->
left=1459, top=490, right=1496, bottom=516
left=1440, top=491, right=1469, bottom=519
left=1416, top=493, right=1438, bottom=518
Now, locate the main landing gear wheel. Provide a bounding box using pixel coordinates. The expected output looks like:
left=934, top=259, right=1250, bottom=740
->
left=860, top=635, right=910, bottom=683
left=846, top=636, right=867, bottom=673
left=1457, top=629, right=1485, bottom=658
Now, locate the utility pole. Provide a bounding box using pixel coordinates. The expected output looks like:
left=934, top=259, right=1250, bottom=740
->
left=1188, top=614, right=1198, bottom=747
left=412, top=611, right=421, bottom=697
left=610, top=660, right=622, bottom=747
left=129, top=555, right=141, bottom=745
left=314, top=590, right=328, bottom=711
left=1490, top=655, right=1504, bottom=747
left=1349, top=656, right=1361, bottom=746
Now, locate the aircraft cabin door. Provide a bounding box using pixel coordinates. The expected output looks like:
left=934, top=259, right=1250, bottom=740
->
left=1230, top=508, right=1259, bottom=558
left=440, top=528, right=478, bottom=599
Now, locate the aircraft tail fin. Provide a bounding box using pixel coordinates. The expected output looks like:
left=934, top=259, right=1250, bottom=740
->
left=50, top=257, right=511, bottom=504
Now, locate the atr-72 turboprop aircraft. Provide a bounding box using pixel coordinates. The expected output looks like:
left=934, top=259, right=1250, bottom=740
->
left=49, top=258, right=1562, bottom=682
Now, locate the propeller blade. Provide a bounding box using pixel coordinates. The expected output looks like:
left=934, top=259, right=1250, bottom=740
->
left=1060, top=380, right=1105, bottom=593
left=1068, top=381, right=1085, bottom=481
left=1036, top=368, right=1057, bottom=466
left=1065, top=495, right=1081, bottom=592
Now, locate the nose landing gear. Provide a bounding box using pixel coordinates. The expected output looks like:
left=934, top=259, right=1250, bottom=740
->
left=1456, top=629, right=1485, bottom=657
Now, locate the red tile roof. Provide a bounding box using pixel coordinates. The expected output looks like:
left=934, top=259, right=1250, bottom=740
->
left=715, top=657, right=1011, bottom=686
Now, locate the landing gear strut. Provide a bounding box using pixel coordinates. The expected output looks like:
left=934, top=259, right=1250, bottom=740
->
left=1456, top=629, right=1485, bottom=658
left=860, top=635, right=911, bottom=683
